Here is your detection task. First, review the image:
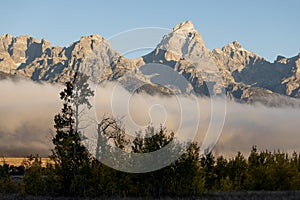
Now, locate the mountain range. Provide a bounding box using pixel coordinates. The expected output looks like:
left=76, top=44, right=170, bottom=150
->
left=0, top=20, right=299, bottom=107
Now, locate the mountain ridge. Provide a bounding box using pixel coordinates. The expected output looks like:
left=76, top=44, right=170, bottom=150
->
left=0, top=20, right=300, bottom=106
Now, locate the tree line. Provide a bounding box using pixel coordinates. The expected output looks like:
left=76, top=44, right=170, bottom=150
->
left=0, top=73, right=299, bottom=197
left=1, top=145, right=300, bottom=197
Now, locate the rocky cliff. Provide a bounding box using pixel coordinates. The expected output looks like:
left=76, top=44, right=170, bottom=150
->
left=0, top=20, right=299, bottom=106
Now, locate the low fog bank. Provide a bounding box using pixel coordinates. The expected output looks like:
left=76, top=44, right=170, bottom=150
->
left=215, top=101, right=300, bottom=157
left=0, top=79, right=299, bottom=158
left=0, top=79, right=62, bottom=157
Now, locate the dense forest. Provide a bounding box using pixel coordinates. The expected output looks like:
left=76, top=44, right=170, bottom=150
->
left=1, top=144, right=300, bottom=197
left=0, top=144, right=300, bottom=197
left=0, top=73, right=299, bottom=198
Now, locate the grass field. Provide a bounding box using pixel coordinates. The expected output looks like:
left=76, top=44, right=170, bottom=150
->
left=1, top=157, right=50, bottom=167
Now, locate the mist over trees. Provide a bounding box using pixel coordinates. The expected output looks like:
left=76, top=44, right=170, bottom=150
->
left=0, top=73, right=299, bottom=198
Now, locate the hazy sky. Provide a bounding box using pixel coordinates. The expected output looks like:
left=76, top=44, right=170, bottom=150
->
left=1, top=0, right=299, bottom=61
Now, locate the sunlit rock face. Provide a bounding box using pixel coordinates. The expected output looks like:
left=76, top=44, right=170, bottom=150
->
left=0, top=20, right=299, bottom=106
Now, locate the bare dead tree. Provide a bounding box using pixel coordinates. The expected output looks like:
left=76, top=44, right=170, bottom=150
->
left=95, top=116, right=128, bottom=160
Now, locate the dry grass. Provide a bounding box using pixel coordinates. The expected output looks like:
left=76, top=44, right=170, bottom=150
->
left=0, top=157, right=50, bottom=167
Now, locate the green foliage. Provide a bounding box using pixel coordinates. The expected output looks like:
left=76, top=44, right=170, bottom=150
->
left=1, top=143, right=300, bottom=197
left=227, top=152, right=247, bottom=190
left=200, top=151, right=216, bottom=191
left=20, top=155, right=45, bottom=196
left=50, top=72, right=92, bottom=196
left=0, top=162, right=15, bottom=194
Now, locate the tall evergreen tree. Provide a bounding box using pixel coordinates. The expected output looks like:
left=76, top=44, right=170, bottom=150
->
left=200, top=151, right=216, bottom=191
left=50, top=72, right=93, bottom=195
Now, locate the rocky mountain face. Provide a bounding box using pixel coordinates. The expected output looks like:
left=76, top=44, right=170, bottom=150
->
left=0, top=20, right=300, bottom=106
left=0, top=34, right=120, bottom=83
left=142, top=21, right=223, bottom=95
left=212, top=40, right=300, bottom=98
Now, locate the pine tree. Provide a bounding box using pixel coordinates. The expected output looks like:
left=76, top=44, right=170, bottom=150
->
left=20, top=155, right=45, bottom=196
left=200, top=151, right=216, bottom=191
left=50, top=72, right=93, bottom=195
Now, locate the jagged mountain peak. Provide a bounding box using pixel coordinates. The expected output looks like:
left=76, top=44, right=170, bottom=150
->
left=70, top=34, right=106, bottom=49
left=12, top=35, right=41, bottom=44
left=79, top=34, right=104, bottom=42
left=41, top=38, right=50, bottom=44
left=216, top=40, right=264, bottom=63
left=0, top=33, right=120, bottom=82
left=232, top=40, right=243, bottom=49
left=0, top=34, right=47, bottom=49
left=65, top=33, right=114, bottom=59
left=155, top=20, right=207, bottom=60
left=0, top=33, right=13, bottom=40
left=222, top=40, right=245, bottom=52
left=0, top=21, right=300, bottom=103
left=172, top=20, right=195, bottom=32
left=169, top=20, right=204, bottom=45
left=275, top=55, right=287, bottom=63
left=142, top=21, right=224, bottom=95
